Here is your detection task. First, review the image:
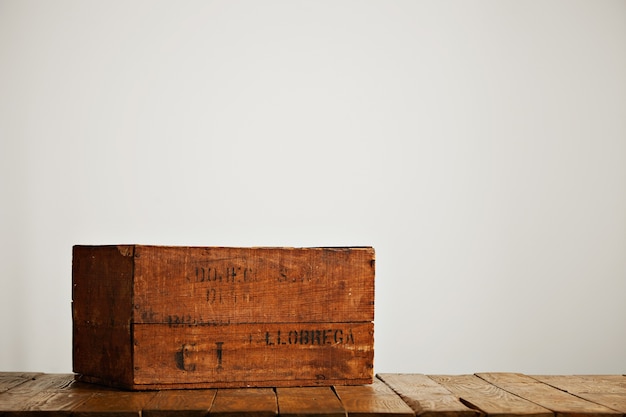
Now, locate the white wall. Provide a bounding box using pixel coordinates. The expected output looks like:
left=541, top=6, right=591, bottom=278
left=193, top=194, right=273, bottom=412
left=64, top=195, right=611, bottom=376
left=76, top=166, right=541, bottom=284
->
left=1, top=0, right=625, bottom=375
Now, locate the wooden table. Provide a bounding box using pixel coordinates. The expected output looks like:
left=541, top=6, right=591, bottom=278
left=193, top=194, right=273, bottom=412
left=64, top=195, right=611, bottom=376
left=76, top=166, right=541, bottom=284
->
left=1, top=372, right=625, bottom=416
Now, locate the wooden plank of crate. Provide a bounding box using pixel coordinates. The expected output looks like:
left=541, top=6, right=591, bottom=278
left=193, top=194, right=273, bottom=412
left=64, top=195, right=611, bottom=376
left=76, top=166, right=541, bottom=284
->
left=0, top=372, right=42, bottom=393
left=208, top=388, right=277, bottom=417
left=377, top=374, right=479, bottom=417
left=276, top=387, right=345, bottom=417
left=131, top=321, right=374, bottom=388
left=430, top=374, right=552, bottom=417
left=72, top=391, right=157, bottom=417
left=143, top=389, right=217, bottom=417
left=476, top=373, right=621, bottom=417
left=531, top=375, right=626, bottom=413
left=334, top=378, right=415, bottom=416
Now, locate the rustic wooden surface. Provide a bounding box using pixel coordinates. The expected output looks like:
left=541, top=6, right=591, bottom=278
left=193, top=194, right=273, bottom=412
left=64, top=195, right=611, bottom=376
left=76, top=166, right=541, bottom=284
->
left=476, top=373, right=621, bottom=417
left=429, top=374, right=551, bottom=417
left=334, top=379, right=414, bottom=417
left=72, top=245, right=375, bottom=389
left=1, top=372, right=625, bottom=416
left=209, top=388, right=277, bottom=417
left=530, top=375, right=626, bottom=414
left=377, top=373, right=479, bottom=417
left=277, top=387, right=345, bottom=417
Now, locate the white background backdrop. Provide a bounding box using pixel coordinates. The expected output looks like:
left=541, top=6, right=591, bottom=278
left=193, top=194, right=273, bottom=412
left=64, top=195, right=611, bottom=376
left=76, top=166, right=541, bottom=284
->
left=1, top=0, right=625, bottom=375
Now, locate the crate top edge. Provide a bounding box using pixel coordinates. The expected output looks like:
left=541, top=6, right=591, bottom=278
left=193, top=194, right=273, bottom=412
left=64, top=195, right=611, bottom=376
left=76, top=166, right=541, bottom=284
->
left=73, top=244, right=374, bottom=251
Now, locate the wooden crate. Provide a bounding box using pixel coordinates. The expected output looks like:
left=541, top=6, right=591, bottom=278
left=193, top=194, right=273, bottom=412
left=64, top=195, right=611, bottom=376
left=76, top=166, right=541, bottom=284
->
left=72, top=245, right=375, bottom=390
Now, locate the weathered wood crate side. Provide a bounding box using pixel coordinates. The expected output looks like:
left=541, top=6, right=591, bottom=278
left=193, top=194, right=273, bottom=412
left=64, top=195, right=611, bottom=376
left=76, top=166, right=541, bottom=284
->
left=72, top=245, right=375, bottom=390
left=72, top=245, right=135, bottom=388
left=131, top=322, right=374, bottom=389
left=132, top=246, right=375, bottom=325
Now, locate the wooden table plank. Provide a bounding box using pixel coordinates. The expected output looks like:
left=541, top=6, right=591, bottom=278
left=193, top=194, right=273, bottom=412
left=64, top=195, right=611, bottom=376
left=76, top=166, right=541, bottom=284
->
left=0, top=373, right=42, bottom=393
left=143, top=389, right=217, bottom=417
left=0, top=373, right=79, bottom=413
left=334, top=379, right=415, bottom=416
left=476, top=373, right=621, bottom=417
left=377, top=374, right=479, bottom=417
left=8, top=391, right=94, bottom=416
left=531, top=375, right=626, bottom=413
left=72, top=391, right=157, bottom=417
left=0, top=372, right=625, bottom=417
left=531, top=376, right=626, bottom=394
left=20, top=378, right=125, bottom=415
left=2, top=373, right=75, bottom=393
left=276, top=387, right=345, bottom=417
left=0, top=373, right=123, bottom=416
left=209, top=388, right=277, bottom=417
left=430, top=374, right=552, bottom=417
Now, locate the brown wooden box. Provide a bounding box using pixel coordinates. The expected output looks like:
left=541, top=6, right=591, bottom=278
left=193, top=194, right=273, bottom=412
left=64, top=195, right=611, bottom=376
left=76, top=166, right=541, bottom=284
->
left=72, top=245, right=374, bottom=390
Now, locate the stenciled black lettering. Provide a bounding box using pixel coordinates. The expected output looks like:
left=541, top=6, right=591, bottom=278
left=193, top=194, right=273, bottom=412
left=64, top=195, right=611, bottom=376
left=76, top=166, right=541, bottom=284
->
left=313, top=330, right=322, bottom=345
left=264, top=328, right=356, bottom=346
left=215, top=341, right=224, bottom=369
left=346, top=328, right=355, bottom=344
left=174, top=343, right=196, bottom=371
left=191, top=265, right=255, bottom=283
left=226, top=267, right=236, bottom=283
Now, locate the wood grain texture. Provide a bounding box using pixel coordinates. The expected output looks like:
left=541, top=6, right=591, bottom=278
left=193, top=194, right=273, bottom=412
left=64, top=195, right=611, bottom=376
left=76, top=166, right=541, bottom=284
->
left=276, top=387, right=345, bottom=417
left=0, top=374, right=86, bottom=415
left=1, top=373, right=626, bottom=417
left=72, top=391, right=157, bottom=417
left=0, top=373, right=74, bottom=395
left=72, top=245, right=375, bottom=389
left=4, top=391, right=92, bottom=416
left=530, top=376, right=626, bottom=394
left=0, top=373, right=41, bottom=393
left=430, top=375, right=552, bottom=417
left=72, top=245, right=134, bottom=387
left=209, top=388, right=277, bottom=417
left=132, top=322, right=373, bottom=388
left=476, top=373, right=621, bottom=417
left=531, top=375, right=626, bottom=413
left=132, top=246, right=375, bottom=325
left=377, top=374, right=479, bottom=417
left=334, top=379, right=415, bottom=416
left=143, top=389, right=217, bottom=417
